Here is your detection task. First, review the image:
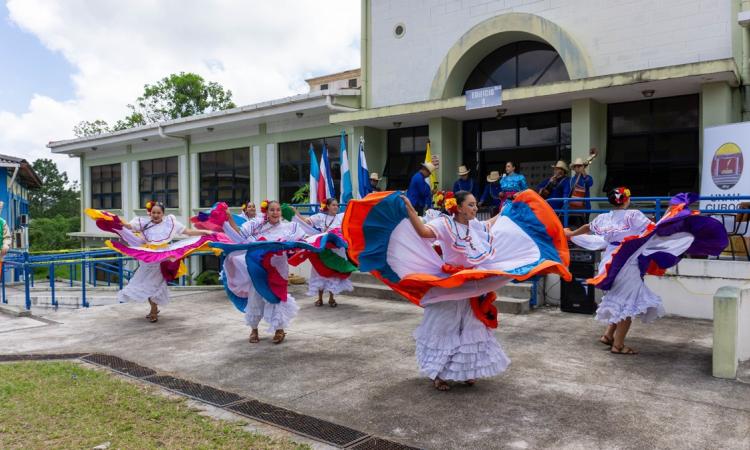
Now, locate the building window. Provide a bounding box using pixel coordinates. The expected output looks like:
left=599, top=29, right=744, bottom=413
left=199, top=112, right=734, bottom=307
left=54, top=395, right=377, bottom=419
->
left=278, top=136, right=344, bottom=204
left=320, top=83, right=329, bottom=90
left=606, top=95, right=699, bottom=196
left=139, top=156, right=178, bottom=208
left=199, top=148, right=250, bottom=207
left=384, top=126, right=429, bottom=190
left=462, top=110, right=571, bottom=189
left=463, top=41, right=570, bottom=93
left=348, top=78, right=358, bottom=88
left=90, top=163, right=122, bottom=209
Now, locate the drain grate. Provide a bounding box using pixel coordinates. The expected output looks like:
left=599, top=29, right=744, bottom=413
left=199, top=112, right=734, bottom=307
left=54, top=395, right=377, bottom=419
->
left=0, top=353, right=87, bottom=362
left=144, top=375, right=244, bottom=406
left=81, top=353, right=156, bottom=378
left=349, top=437, right=422, bottom=450
left=228, top=399, right=368, bottom=447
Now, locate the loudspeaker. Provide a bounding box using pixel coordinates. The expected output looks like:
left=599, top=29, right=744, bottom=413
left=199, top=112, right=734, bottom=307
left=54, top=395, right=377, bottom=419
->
left=561, top=248, right=599, bottom=314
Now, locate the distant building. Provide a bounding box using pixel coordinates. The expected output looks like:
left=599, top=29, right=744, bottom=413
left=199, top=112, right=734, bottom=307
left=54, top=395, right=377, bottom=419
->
left=306, top=69, right=361, bottom=92
left=0, top=154, right=42, bottom=248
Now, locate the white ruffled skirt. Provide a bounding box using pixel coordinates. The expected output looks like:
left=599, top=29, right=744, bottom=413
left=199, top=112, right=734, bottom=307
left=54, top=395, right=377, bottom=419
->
left=595, top=256, right=665, bottom=324
left=118, top=262, right=169, bottom=306
left=414, top=299, right=510, bottom=381
left=244, top=289, right=299, bottom=332
left=307, top=267, right=353, bottom=296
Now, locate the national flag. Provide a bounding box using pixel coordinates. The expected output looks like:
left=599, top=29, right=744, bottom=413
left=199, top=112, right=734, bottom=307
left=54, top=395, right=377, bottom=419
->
left=357, top=137, right=370, bottom=198
left=317, top=143, right=335, bottom=202
left=339, top=132, right=353, bottom=204
left=308, top=144, right=319, bottom=205
left=425, top=139, right=437, bottom=189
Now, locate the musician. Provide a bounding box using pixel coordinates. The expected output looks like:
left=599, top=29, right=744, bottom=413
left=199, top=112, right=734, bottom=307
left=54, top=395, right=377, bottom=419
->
left=537, top=160, right=571, bottom=210
left=568, top=156, right=595, bottom=228
left=452, top=165, right=480, bottom=198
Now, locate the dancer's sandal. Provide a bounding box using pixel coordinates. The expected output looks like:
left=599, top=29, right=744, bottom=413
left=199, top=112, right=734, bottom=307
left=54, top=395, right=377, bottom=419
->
left=146, top=313, right=158, bottom=323
left=272, top=330, right=286, bottom=344
left=433, top=378, right=450, bottom=391
left=145, top=309, right=160, bottom=319
left=610, top=345, right=638, bottom=355
left=314, top=299, right=323, bottom=307
left=328, top=297, right=337, bottom=308
left=464, top=379, right=476, bottom=386
left=599, top=335, right=614, bottom=346
left=248, top=330, right=260, bottom=344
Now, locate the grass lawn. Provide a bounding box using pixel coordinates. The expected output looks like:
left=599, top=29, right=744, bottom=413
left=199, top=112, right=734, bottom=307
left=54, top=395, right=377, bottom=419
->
left=0, top=361, right=309, bottom=449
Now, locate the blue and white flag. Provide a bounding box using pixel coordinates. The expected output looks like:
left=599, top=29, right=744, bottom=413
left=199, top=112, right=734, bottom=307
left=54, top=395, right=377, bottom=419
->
left=339, top=132, right=353, bottom=204
left=308, top=144, right=319, bottom=205
left=357, top=137, right=370, bottom=198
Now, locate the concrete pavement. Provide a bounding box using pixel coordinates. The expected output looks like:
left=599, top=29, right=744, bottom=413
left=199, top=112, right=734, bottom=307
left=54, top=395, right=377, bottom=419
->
left=1, top=289, right=749, bottom=449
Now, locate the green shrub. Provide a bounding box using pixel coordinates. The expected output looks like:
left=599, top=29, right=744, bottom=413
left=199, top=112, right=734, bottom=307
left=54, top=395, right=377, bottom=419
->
left=194, top=270, right=220, bottom=286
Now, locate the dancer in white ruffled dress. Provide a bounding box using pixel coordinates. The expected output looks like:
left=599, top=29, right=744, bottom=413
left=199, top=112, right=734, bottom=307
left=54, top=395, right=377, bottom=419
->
left=293, top=198, right=353, bottom=307
left=225, top=200, right=305, bottom=344
left=118, top=202, right=212, bottom=322
left=565, top=187, right=660, bottom=354
left=402, top=192, right=512, bottom=390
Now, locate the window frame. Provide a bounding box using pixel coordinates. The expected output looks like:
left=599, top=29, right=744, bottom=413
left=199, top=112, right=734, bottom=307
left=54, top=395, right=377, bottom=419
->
left=278, top=135, right=344, bottom=204
left=138, top=156, right=179, bottom=208
left=198, top=148, right=250, bottom=207
left=90, top=163, right=122, bottom=210
left=384, top=126, right=430, bottom=190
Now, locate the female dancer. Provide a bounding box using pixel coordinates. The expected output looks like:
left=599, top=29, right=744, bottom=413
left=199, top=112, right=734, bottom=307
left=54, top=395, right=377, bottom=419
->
left=118, top=201, right=212, bottom=322
left=293, top=198, right=352, bottom=307
left=565, top=188, right=727, bottom=354
left=240, top=201, right=257, bottom=222
left=224, top=200, right=306, bottom=344
left=344, top=190, right=571, bottom=391
left=499, top=161, right=527, bottom=206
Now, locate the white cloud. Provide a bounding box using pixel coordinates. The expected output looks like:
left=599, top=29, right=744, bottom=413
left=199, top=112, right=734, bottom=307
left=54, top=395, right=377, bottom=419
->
left=0, top=0, right=361, bottom=182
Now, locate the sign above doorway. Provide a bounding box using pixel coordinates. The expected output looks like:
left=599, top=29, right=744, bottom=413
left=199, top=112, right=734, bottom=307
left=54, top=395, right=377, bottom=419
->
left=465, top=85, right=502, bottom=110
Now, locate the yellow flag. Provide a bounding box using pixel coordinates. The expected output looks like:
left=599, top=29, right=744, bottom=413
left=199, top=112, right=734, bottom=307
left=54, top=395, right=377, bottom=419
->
left=425, top=140, right=438, bottom=190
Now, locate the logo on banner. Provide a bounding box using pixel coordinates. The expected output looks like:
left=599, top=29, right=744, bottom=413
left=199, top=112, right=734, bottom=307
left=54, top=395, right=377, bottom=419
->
left=711, top=143, right=744, bottom=190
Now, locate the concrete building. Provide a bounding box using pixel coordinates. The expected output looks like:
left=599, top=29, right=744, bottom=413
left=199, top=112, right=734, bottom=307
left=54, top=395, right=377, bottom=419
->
left=48, top=0, right=749, bottom=277
left=0, top=155, right=42, bottom=248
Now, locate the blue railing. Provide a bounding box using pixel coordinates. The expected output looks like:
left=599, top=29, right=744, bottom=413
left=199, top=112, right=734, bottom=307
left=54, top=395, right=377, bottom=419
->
left=1, top=248, right=202, bottom=311
left=548, top=195, right=750, bottom=227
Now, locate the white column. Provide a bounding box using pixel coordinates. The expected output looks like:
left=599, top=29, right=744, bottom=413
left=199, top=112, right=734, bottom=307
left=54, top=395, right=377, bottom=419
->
left=179, top=154, right=188, bottom=217
left=265, top=143, right=278, bottom=200
left=120, top=162, right=130, bottom=216
left=190, top=153, right=200, bottom=211
left=129, top=161, right=138, bottom=217
left=252, top=145, right=261, bottom=205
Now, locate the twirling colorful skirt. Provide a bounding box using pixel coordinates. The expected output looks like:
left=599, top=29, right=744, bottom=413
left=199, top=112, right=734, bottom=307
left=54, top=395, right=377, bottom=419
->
left=573, top=193, right=728, bottom=324
left=343, top=190, right=572, bottom=380
left=287, top=228, right=357, bottom=296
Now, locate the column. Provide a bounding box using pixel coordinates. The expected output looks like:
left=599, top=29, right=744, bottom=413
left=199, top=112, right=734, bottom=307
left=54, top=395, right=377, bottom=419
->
left=571, top=98, right=607, bottom=198
left=265, top=143, right=278, bottom=201
left=700, top=82, right=738, bottom=176
left=428, top=117, right=460, bottom=191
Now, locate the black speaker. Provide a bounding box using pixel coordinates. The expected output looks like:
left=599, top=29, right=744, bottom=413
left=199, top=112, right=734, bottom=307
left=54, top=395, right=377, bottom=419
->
left=561, top=247, right=599, bottom=314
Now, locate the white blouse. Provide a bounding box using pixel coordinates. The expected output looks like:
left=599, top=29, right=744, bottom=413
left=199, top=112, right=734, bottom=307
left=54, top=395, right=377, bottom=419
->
left=589, top=209, right=653, bottom=244
left=129, top=215, right=185, bottom=245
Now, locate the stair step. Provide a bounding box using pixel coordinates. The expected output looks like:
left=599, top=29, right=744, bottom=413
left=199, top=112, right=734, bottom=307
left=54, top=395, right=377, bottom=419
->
left=350, top=282, right=407, bottom=302
left=496, top=296, right=530, bottom=315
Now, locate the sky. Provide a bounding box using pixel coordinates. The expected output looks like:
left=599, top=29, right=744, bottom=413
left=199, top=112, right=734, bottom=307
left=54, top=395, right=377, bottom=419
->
left=0, top=0, right=361, bottom=183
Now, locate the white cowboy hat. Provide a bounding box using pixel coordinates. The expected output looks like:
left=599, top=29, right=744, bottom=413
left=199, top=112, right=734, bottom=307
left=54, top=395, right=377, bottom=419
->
left=551, top=160, right=569, bottom=171
left=369, top=173, right=380, bottom=181
left=421, top=162, right=436, bottom=173
left=571, top=157, right=586, bottom=167
left=457, top=165, right=470, bottom=176
left=486, top=170, right=501, bottom=183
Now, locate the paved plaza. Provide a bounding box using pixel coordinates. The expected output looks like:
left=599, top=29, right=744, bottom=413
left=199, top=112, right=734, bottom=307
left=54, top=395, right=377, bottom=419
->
left=1, top=289, right=749, bottom=449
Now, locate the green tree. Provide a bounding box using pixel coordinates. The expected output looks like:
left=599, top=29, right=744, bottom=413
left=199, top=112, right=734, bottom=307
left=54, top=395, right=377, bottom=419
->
left=127, top=72, right=236, bottom=123
left=72, top=119, right=111, bottom=137
left=28, top=216, right=80, bottom=251
left=73, top=72, right=236, bottom=135
left=28, top=159, right=80, bottom=219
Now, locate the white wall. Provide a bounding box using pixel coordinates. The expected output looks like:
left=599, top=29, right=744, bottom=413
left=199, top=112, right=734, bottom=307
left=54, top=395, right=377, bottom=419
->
left=370, top=0, right=732, bottom=107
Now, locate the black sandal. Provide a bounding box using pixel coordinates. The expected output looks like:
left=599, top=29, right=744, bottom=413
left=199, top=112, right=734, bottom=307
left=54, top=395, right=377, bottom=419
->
left=433, top=378, right=450, bottom=391
left=328, top=297, right=337, bottom=308
left=314, top=299, right=323, bottom=307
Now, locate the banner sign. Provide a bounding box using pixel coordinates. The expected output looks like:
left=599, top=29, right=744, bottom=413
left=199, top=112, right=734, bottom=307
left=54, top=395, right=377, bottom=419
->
left=465, top=85, right=502, bottom=110
left=700, top=122, right=748, bottom=211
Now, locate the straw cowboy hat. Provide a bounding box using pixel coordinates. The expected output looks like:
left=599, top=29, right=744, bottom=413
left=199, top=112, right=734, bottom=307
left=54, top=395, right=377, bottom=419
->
left=369, top=172, right=381, bottom=181
left=457, top=165, right=471, bottom=176
left=551, top=160, right=569, bottom=172
left=486, top=170, right=501, bottom=183
left=421, top=162, right=436, bottom=173
left=571, top=157, right=586, bottom=167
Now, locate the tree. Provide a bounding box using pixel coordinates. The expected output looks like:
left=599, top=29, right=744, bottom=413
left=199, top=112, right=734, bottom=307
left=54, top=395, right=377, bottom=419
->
left=28, top=159, right=80, bottom=219
left=73, top=119, right=111, bottom=137
left=73, top=72, right=236, bottom=136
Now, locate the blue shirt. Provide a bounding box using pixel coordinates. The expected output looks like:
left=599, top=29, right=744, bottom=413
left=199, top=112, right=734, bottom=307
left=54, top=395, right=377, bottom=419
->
left=568, top=174, right=594, bottom=209
left=536, top=176, right=571, bottom=210
left=480, top=182, right=502, bottom=207
left=452, top=178, right=480, bottom=198
left=406, top=171, right=432, bottom=209
left=500, top=173, right=527, bottom=194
